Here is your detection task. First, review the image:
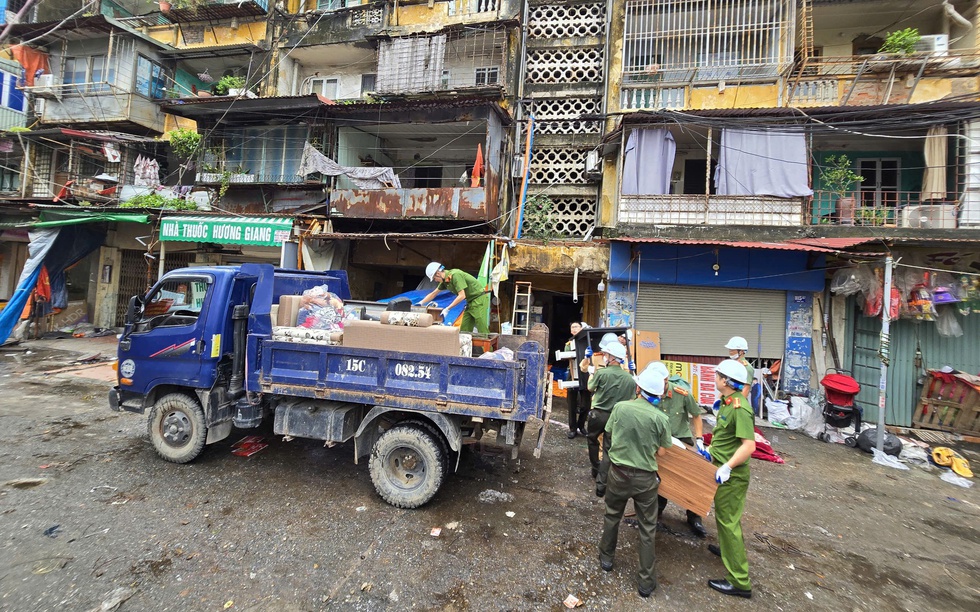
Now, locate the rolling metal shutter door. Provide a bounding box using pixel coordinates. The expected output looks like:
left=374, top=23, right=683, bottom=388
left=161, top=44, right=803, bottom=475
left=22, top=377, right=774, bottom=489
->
left=635, top=284, right=786, bottom=358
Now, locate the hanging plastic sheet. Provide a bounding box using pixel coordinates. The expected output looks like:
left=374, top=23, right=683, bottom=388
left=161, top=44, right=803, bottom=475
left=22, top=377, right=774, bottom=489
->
left=0, top=225, right=107, bottom=344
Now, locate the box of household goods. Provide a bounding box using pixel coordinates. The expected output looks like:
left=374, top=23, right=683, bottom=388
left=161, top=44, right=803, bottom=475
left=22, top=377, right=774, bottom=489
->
left=343, top=319, right=460, bottom=356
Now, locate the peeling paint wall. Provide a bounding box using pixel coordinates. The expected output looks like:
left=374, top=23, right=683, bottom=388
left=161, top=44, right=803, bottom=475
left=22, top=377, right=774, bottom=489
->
left=507, top=243, right=609, bottom=276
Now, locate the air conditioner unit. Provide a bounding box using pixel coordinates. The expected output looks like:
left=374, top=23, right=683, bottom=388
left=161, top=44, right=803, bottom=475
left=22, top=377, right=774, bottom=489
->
left=901, top=204, right=958, bottom=229
left=584, top=149, right=601, bottom=176
left=511, top=155, right=525, bottom=179
left=32, top=74, right=60, bottom=98
left=914, top=34, right=949, bottom=56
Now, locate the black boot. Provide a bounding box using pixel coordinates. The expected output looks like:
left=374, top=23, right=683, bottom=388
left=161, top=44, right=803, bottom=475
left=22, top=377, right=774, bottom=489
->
left=688, top=516, right=707, bottom=539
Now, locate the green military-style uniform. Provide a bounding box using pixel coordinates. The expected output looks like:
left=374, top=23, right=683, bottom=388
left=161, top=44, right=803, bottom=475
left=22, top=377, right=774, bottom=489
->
left=438, top=268, right=489, bottom=334
left=656, top=381, right=702, bottom=521
left=709, top=391, right=755, bottom=592
left=737, top=356, right=755, bottom=401
left=598, top=396, right=672, bottom=594
left=588, top=364, right=638, bottom=487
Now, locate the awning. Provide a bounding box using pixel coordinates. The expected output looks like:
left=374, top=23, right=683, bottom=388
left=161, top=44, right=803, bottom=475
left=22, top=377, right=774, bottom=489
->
left=614, top=237, right=879, bottom=254
left=159, top=216, right=293, bottom=247
left=0, top=210, right=150, bottom=229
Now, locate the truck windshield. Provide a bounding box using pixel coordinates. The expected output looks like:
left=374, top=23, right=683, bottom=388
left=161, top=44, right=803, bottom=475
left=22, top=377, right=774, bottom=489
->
left=137, top=278, right=210, bottom=330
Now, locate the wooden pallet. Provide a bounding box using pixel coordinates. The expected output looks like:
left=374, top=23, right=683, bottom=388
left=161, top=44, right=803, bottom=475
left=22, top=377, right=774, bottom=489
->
left=912, top=372, right=980, bottom=436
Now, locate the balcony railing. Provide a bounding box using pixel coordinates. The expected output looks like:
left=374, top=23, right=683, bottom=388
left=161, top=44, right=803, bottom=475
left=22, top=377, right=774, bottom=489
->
left=620, top=85, right=685, bottom=111
left=165, top=0, right=270, bottom=22
left=810, top=190, right=959, bottom=228
left=330, top=187, right=492, bottom=221
left=619, top=195, right=805, bottom=227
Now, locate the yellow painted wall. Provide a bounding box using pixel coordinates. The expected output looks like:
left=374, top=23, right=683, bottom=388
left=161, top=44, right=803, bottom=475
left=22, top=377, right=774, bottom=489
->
left=146, top=21, right=267, bottom=48
left=689, top=83, right=780, bottom=109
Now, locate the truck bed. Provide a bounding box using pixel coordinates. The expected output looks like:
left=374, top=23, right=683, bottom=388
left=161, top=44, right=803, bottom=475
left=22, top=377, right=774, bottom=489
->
left=254, top=337, right=547, bottom=422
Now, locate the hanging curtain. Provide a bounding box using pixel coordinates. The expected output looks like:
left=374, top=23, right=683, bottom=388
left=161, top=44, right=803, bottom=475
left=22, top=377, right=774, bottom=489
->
left=621, top=128, right=675, bottom=195
left=921, top=125, right=948, bottom=201
left=298, top=143, right=401, bottom=189
left=714, top=129, right=813, bottom=197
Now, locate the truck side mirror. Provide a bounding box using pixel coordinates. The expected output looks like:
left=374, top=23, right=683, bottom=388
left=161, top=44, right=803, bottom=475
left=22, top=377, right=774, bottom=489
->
left=124, top=295, right=143, bottom=325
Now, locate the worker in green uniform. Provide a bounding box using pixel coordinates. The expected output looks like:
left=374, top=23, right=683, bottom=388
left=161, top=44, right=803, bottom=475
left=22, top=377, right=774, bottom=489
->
left=588, top=341, right=638, bottom=491
left=705, top=358, right=756, bottom=599
left=418, top=261, right=489, bottom=334
left=725, top=336, right=755, bottom=399
left=597, top=362, right=672, bottom=598
left=647, top=362, right=710, bottom=538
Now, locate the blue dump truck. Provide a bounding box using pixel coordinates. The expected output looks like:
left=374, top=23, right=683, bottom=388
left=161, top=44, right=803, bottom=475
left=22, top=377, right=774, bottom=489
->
left=109, top=263, right=551, bottom=508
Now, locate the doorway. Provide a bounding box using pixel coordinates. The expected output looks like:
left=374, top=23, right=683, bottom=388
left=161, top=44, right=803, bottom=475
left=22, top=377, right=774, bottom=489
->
left=857, top=158, right=900, bottom=222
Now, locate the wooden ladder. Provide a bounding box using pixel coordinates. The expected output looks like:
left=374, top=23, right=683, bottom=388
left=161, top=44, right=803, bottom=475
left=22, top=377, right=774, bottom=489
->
left=510, top=281, right=532, bottom=335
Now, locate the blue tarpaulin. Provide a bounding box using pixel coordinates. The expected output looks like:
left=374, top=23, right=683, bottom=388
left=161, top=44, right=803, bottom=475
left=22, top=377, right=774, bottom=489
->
left=0, top=225, right=107, bottom=344
left=377, top=289, right=466, bottom=326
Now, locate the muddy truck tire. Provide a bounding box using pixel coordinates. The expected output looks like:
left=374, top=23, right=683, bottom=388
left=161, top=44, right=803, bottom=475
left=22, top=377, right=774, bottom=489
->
left=147, top=393, right=208, bottom=464
left=398, top=418, right=452, bottom=478
left=369, top=424, right=445, bottom=508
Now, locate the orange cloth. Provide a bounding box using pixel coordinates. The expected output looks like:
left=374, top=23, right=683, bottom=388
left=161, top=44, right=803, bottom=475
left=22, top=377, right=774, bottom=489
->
left=470, top=143, right=484, bottom=188
left=10, top=45, right=51, bottom=87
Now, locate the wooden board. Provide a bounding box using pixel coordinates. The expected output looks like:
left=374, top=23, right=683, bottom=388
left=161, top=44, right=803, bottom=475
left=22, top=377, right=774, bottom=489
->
left=657, top=443, right=719, bottom=517
left=633, top=331, right=662, bottom=373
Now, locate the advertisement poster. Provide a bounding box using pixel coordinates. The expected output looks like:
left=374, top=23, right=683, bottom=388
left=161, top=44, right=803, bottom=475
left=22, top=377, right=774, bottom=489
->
left=693, top=363, right=718, bottom=407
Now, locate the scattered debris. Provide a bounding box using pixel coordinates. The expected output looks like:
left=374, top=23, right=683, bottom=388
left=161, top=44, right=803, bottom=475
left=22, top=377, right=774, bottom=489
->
left=90, top=485, right=118, bottom=494
left=939, top=469, right=974, bottom=489
left=444, top=521, right=459, bottom=530
left=563, top=594, right=583, bottom=608
left=805, top=592, right=813, bottom=600
left=430, top=527, right=442, bottom=537
left=360, top=582, right=372, bottom=592
left=505, top=511, right=516, bottom=518
left=4, top=477, right=49, bottom=489
left=231, top=436, right=267, bottom=457
left=31, top=556, right=70, bottom=574
left=43, top=524, right=61, bottom=538
left=223, top=601, right=234, bottom=609
left=871, top=448, right=909, bottom=471
left=88, top=587, right=136, bottom=612
left=355, top=506, right=367, bottom=512
left=477, top=489, right=514, bottom=504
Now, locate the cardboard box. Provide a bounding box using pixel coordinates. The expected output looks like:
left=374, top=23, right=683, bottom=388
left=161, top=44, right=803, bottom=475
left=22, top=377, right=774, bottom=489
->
left=657, top=443, right=719, bottom=517
left=343, top=319, right=460, bottom=356
left=277, top=295, right=303, bottom=327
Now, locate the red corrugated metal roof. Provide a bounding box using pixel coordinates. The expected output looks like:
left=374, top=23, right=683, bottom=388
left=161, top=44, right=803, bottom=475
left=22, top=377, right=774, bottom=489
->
left=614, top=237, right=878, bottom=253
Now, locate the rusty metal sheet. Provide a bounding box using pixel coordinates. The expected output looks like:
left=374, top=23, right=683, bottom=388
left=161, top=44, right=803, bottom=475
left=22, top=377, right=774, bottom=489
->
left=331, top=188, right=488, bottom=221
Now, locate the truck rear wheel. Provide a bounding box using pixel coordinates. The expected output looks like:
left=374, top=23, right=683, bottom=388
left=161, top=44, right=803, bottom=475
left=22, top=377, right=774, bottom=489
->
left=369, top=425, right=445, bottom=509
left=148, top=393, right=207, bottom=464
left=399, top=418, right=451, bottom=478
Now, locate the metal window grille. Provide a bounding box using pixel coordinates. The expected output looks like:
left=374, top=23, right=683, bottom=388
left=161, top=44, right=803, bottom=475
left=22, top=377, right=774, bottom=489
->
left=623, top=0, right=795, bottom=84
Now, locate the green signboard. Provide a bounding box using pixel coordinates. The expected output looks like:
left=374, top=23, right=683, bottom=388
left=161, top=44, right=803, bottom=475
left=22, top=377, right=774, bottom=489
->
left=159, top=216, right=293, bottom=247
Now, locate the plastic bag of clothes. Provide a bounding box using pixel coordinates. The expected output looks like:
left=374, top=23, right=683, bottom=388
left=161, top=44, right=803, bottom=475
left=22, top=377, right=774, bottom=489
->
left=478, top=347, right=515, bottom=361
left=831, top=266, right=876, bottom=297
left=936, top=306, right=964, bottom=337
left=297, top=285, right=345, bottom=331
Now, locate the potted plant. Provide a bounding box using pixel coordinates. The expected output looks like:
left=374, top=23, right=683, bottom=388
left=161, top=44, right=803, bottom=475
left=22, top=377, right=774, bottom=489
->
left=214, top=75, right=247, bottom=96
left=878, top=28, right=920, bottom=55
left=229, top=165, right=255, bottom=183
left=819, top=154, right=864, bottom=226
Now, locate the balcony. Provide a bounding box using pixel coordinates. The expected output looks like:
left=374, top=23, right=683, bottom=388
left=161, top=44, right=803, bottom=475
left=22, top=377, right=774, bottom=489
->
left=810, top=191, right=961, bottom=229
left=164, top=0, right=270, bottom=22
left=619, top=195, right=806, bottom=227
left=329, top=187, right=493, bottom=221
left=786, top=50, right=980, bottom=106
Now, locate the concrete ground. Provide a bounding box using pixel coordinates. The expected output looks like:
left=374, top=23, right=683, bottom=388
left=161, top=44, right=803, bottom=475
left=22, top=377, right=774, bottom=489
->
left=1, top=337, right=978, bottom=611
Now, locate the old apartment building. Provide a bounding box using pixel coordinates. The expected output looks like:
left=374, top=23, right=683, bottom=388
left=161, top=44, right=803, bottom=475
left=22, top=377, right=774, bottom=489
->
left=2, top=0, right=980, bottom=422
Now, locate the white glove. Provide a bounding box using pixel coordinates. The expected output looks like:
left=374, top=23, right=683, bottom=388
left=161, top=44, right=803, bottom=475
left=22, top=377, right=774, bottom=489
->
left=695, top=439, right=706, bottom=452
left=426, top=301, right=439, bottom=308
left=440, top=308, right=450, bottom=321
left=715, top=464, right=732, bottom=484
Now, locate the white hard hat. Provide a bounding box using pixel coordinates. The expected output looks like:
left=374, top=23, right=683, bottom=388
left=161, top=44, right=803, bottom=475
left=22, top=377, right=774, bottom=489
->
left=425, top=262, right=444, bottom=281
left=635, top=363, right=666, bottom=396
left=597, top=332, right=618, bottom=350
left=725, top=336, right=749, bottom=351
left=603, top=342, right=627, bottom=362
left=716, top=358, right=749, bottom=385
left=650, top=362, right=670, bottom=379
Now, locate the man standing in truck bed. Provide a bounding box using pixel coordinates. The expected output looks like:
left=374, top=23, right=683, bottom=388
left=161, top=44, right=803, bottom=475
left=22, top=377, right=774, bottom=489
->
left=418, top=261, right=489, bottom=334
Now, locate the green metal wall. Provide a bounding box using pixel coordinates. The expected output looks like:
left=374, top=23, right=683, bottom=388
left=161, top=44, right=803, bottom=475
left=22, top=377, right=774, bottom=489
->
left=846, top=301, right=980, bottom=427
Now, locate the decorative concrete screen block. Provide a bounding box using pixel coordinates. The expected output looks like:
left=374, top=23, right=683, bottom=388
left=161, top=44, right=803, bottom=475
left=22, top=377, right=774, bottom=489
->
left=532, top=97, right=602, bottom=134
left=526, top=48, right=603, bottom=83
left=343, top=320, right=460, bottom=357
left=529, top=147, right=590, bottom=184
left=528, top=2, right=606, bottom=39
left=379, top=312, right=434, bottom=327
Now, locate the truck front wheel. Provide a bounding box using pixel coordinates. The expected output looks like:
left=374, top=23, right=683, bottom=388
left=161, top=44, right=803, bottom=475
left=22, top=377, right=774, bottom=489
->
left=369, top=425, right=445, bottom=508
left=148, top=393, right=207, bottom=464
